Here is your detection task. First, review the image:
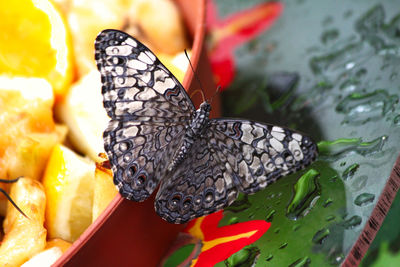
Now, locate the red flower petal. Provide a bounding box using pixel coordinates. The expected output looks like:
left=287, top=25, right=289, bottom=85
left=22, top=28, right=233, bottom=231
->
left=206, top=0, right=284, bottom=89
left=210, top=55, right=234, bottom=89
left=185, top=211, right=270, bottom=266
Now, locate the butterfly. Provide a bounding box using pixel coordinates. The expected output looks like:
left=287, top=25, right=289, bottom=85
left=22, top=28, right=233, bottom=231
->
left=94, top=29, right=318, bottom=224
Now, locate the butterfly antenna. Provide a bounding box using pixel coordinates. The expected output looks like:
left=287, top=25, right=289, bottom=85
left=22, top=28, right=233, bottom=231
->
left=185, top=50, right=205, bottom=102
left=0, top=177, right=29, bottom=219
left=209, top=85, right=221, bottom=105
left=190, top=89, right=205, bottom=102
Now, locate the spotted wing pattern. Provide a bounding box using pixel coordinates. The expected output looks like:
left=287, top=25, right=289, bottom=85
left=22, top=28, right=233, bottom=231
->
left=207, top=120, right=317, bottom=194
left=95, top=29, right=318, bottom=223
left=155, top=119, right=318, bottom=223
left=155, top=136, right=239, bottom=223
left=95, top=29, right=195, bottom=201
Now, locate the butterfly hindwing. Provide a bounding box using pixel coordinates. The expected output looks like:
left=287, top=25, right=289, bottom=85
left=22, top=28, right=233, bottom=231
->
left=103, top=120, right=186, bottom=201
left=155, top=136, right=239, bottom=223
left=95, top=29, right=194, bottom=201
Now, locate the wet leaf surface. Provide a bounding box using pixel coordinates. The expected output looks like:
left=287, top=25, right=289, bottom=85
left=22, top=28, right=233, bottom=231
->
left=216, top=0, right=400, bottom=265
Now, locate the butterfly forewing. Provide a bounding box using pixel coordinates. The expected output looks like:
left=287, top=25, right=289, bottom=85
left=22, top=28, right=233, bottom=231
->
left=208, top=119, right=318, bottom=194
left=95, top=29, right=194, bottom=201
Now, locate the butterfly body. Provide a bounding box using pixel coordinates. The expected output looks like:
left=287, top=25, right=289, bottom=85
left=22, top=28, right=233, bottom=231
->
left=168, top=101, right=211, bottom=172
left=95, top=29, right=318, bottom=224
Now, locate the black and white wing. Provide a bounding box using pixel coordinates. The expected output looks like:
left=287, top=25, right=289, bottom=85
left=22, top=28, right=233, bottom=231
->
left=95, top=29, right=195, bottom=201
left=207, top=120, right=317, bottom=194
left=155, top=119, right=317, bottom=223
left=155, top=136, right=240, bottom=223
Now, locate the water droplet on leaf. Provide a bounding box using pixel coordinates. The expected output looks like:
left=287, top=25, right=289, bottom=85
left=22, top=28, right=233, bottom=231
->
left=326, top=215, right=336, bottom=221
left=354, top=193, right=375, bottom=206
left=336, top=90, right=398, bottom=124
left=351, top=175, right=368, bottom=191
left=289, top=257, right=311, bottom=267
left=225, top=194, right=251, bottom=213
left=293, top=224, right=301, bottom=231
left=228, top=217, right=240, bottom=225
left=312, top=228, right=330, bottom=244
left=266, top=209, right=276, bottom=222
left=342, top=163, right=360, bottom=180
left=224, top=246, right=260, bottom=267
left=323, top=198, right=333, bottom=207
left=343, top=215, right=362, bottom=229
left=318, top=135, right=387, bottom=159
left=286, top=169, right=321, bottom=220
left=393, top=114, right=400, bottom=125
left=279, top=242, right=288, bottom=249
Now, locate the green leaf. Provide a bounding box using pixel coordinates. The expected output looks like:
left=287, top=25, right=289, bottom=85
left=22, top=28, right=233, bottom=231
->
left=218, top=0, right=400, bottom=265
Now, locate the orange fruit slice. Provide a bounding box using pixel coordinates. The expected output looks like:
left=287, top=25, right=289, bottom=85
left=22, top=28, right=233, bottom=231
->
left=0, top=0, right=73, bottom=99
left=43, top=144, right=95, bottom=242
left=92, top=162, right=118, bottom=222
left=0, top=76, right=66, bottom=208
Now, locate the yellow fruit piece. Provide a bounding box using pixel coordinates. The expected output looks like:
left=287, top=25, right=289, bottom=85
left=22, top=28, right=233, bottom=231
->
left=6, top=127, right=67, bottom=181
left=43, top=144, right=95, bottom=242
left=0, top=77, right=66, bottom=213
left=54, top=0, right=126, bottom=77
left=46, top=238, right=72, bottom=253
left=23, top=238, right=71, bottom=267
left=129, top=0, right=189, bottom=55
left=92, top=162, right=118, bottom=222
left=0, top=0, right=74, bottom=99
left=0, top=178, right=47, bottom=267
left=21, top=247, right=63, bottom=267
left=57, top=70, right=109, bottom=161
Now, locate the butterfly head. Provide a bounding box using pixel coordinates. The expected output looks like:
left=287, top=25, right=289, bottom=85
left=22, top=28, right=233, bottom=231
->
left=199, top=101, right=211, bottom=113
left=196, top=101, right=211, bottom=127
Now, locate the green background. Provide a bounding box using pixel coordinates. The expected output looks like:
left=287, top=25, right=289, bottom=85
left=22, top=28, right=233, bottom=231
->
left=216, top=0, right=400, bottom=266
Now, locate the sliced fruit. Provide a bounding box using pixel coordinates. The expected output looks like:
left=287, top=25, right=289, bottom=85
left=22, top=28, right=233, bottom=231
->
left=0, top=77, right=66, bottom=213
left=21, top=247, right=63, bottom=267
left=56, top=70, right=109, bottom=161
left=22, top=238, right=71, bottom=267
left=92, top=161, right=118, bottom=222
left=54, top=0, right=126, bottom=77
left=129, top=0, right=189, bottom=55
left=0, top=0, right=74, bottom=99
left=0, top=177, right=47, bottom=267
left=0, top=75, right=54, bottom=103
left=46, top=238, right=72, bottom=254
left=43, top=144, right=95, bottom=242
left=6, top=127, right=68, bottom=181
left=21, top=239, right=71, bottom=267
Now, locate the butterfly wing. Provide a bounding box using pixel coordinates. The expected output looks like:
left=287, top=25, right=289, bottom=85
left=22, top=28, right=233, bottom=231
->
left=95, top=29, right=195, bottom=201
left=207, top=119, right=318, bottom=194
left=155, top=136, right=239, bottom=223
left=155, top=119, right=317, bottom=223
